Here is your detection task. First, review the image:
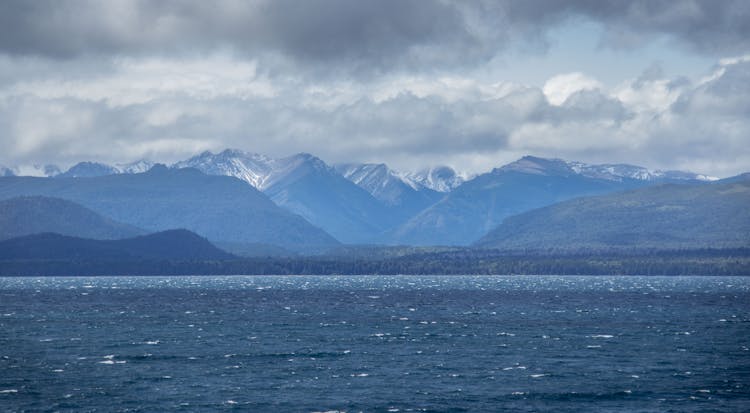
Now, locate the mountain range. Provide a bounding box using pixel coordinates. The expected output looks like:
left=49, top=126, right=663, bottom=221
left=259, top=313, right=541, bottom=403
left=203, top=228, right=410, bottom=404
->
left=170, top=151, right=715, bottom=245
left=176, top=150, right=395, bottom=243
left=175, top=150, right=466, bottom=243
left=0, top=150, right=733, bottom=251
left=334, top=163, right=444, bottom=221
left=57, top=160, right=155, bottom=178
left=475, top=175, right=750, bottom=251
left=0, top=165, right=338, bottom=252
left=385, top=156, right=713, bottom=245
left=0, top=161, right=154, bottom=178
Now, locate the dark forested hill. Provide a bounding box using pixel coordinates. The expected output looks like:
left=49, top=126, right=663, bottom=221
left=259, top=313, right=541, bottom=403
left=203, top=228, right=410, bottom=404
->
left=0, top=229, right=235, bottom=261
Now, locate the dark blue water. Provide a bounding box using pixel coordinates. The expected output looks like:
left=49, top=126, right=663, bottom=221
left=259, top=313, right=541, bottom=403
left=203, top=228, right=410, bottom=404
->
left=1, top=276, right=749, bottom=412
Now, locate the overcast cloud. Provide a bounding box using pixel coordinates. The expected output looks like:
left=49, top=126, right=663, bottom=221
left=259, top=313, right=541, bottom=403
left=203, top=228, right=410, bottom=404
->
left=1, top=0, right=749, bottom=177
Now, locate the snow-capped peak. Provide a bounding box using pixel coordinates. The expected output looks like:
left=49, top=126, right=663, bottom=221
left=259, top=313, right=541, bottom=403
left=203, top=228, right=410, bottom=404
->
left=499, top=155, right=714, bottom=182
left=569, top=161, right=716, bottom=182
left=2, top=160, right=158, bottom=178
left=115, top=160, right=154, bottom=174
left=405, top=166, right=467, bottom=192
left=333, top=163, right=416, bottom=204
left=336, top=163, right=399, bottom=188
left=173, top=149, right=275, bottom=189
left=336, top=162, right=468, bottom=195
left=280, top=153, right=331, bottom=172
left=58, top=162, right=118, bottom=178
left=498, top=156, right=572, bottom=176
left=172, top=150, right=340, bottom=190
left=56, top=160, right=158, bottom=178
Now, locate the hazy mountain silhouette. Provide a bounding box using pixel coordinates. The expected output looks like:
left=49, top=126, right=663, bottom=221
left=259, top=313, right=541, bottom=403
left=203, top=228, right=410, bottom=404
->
left=0, top=229, right=235, bottom=261
left=475, top=176, right=750, bottom=251
left=0, top=166, right=339, bottom=252
left=0, top=196, right=143, bottom=240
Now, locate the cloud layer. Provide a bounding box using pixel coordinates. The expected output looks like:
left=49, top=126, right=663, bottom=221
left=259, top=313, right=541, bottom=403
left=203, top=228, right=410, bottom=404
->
left=3, top=1, right=749, bottom=67
left=0, top=1, right=749, bottom=177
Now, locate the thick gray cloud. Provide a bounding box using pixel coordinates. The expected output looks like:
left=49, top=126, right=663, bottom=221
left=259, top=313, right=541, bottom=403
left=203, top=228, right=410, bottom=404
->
left=0, top=1, right=749, bottom=177
left=501, top=0, right=750, bottom=52
left=0, top=0, right=481, bottom=74
left=1, top=0, right=748, bottom=73
left=2, top=56, right=749, bottom=176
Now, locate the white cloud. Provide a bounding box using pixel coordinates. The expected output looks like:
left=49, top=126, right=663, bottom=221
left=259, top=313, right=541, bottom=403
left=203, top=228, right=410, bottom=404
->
left=2, top=55, right=276, bottom=107
left=613, top=78, right=685, bottom=113
left=718, top=54, right=750, bottom=66
left=1, top=53, right=749, bottom=178
left=542, top=72, right=602, bottom=105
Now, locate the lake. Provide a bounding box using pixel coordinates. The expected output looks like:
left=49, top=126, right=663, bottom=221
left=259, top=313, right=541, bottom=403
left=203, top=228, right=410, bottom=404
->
left=1, top=275, right=749, bottom=412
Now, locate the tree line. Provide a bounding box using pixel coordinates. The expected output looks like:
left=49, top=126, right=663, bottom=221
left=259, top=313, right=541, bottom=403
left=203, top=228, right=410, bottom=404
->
left=1, top=248, right=748, bottom=276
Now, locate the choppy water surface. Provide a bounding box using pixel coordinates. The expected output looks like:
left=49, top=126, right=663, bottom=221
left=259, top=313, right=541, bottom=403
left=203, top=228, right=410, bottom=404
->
left=1, top=275, right=749, bottom=412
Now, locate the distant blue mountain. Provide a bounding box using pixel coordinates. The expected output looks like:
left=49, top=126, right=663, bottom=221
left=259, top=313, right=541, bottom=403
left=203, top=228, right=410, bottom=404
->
left=173, top=149, right=274, bottom=188
left=0, top=165, right=339, bottom=252
left=0, top=229, right=235, bottom=261
left=717, top=172, right=750, bottom=184
left=57, top=161, right=119, bottom=178
left=57, top=160, right=155, bottom=178
left=386, top=156, right=712, bottom=246
left=403, top=166, right=467, bottom=192
left=335, top=163, right=444, bottom=221
left=0, top=196, right=143, bottom=241
left=262, top=154, right=397, bottom=244
left=176, top=150, right=398, bottom=244
left=475, top=176, right=750, bottom=251
left=2, top=150, right=723, bottom=248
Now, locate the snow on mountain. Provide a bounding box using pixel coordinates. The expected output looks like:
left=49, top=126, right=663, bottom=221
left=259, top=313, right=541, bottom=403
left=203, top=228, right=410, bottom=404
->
left=334, top=163, right=423, bottom=205
left=258, top=153, right=400, bottom=244
left=115, top=160, right=154, bottom=174
left=174, top=150, right=469, bottom=203
left=173, top=149, right=275, bottom=189
left=56, top=160, right=155, bottom=178
left=386, top=155, right=719, bottom=246
left=58, top=162, right=120, bottom=178
left=0, top=166, right=340, bottom=252
left=336, top=163, right=400, bottom=189
left=498, top=156, right=573, bottom=176
left=334, top=163, right=447, bottom=227
left=404, top=166, right=467, bottom=192
left=4, top=151, right=715, bottom=189
left=568, top=161, right=717, bottom=182
left=174, top=150, right=344, bottom=192
left=174, top=150, right=408, bottom=243
left=500, top=156, right=715, bottom=182
left=263, top=153, right=333, bottom=190
left=5, top=161, right=151, bottom=178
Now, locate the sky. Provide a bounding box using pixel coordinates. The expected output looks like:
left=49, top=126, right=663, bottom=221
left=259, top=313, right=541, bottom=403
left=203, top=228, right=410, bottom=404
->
left=1, top=0, right=749, bottom=177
